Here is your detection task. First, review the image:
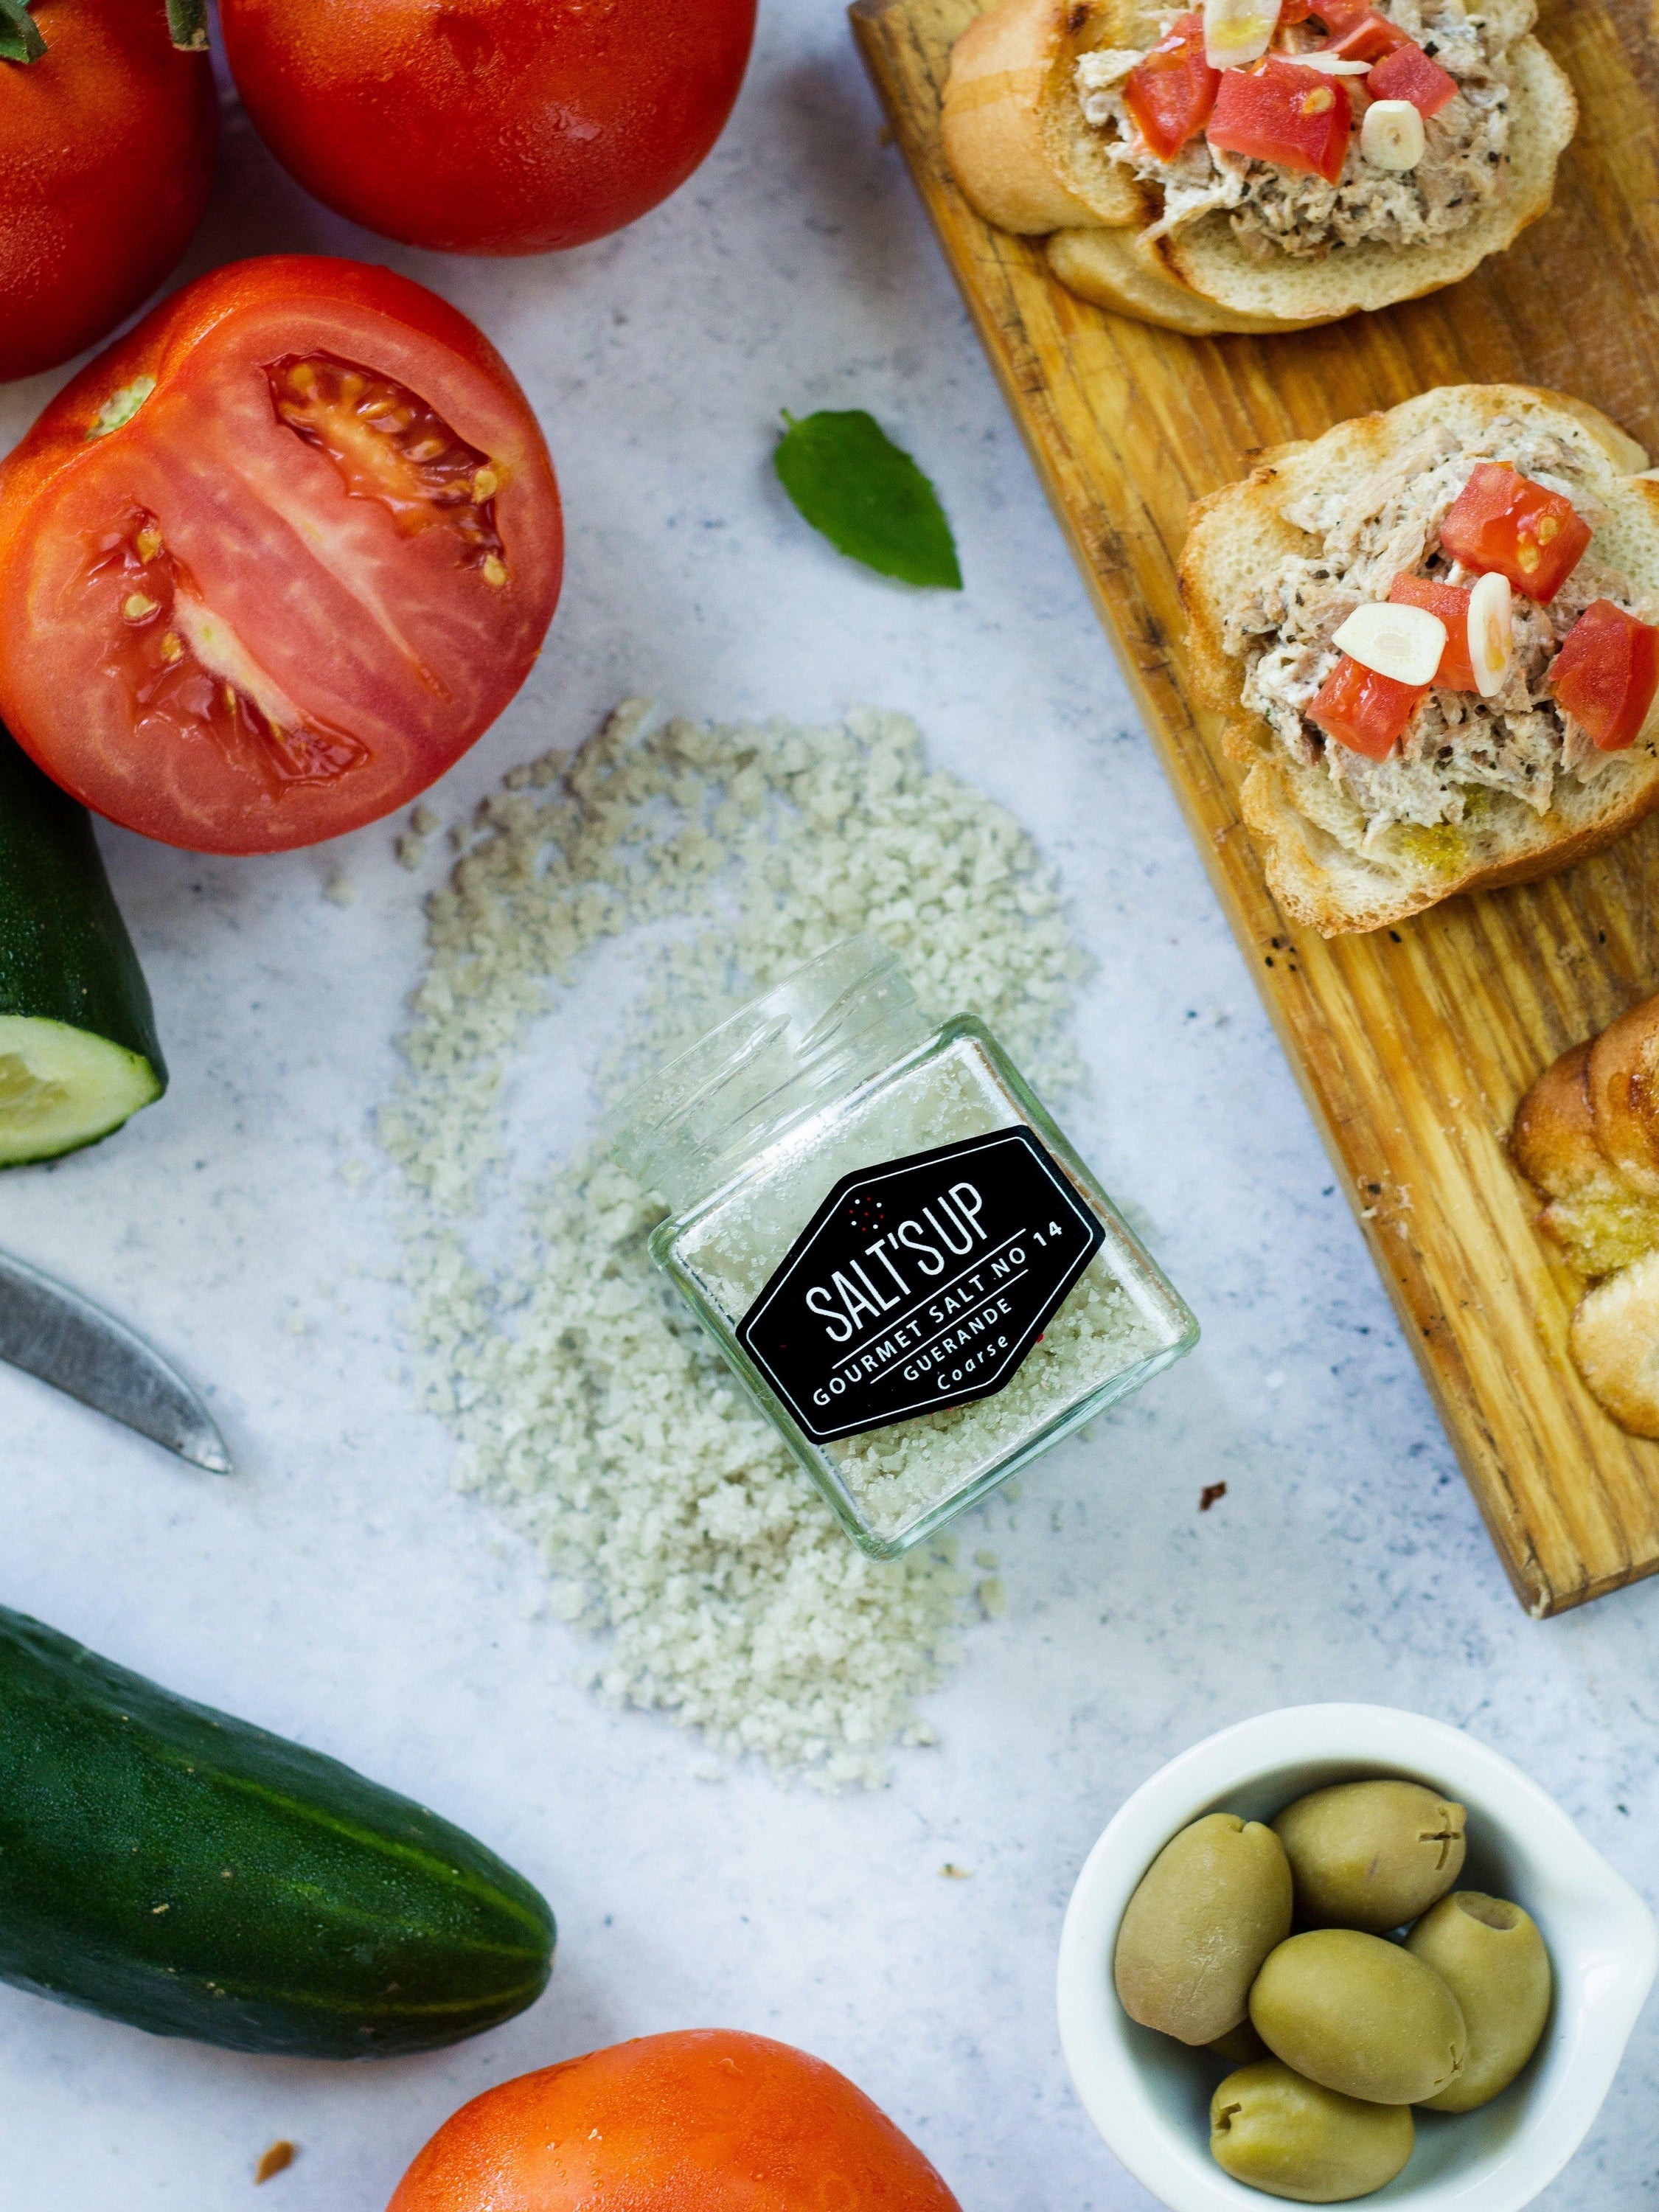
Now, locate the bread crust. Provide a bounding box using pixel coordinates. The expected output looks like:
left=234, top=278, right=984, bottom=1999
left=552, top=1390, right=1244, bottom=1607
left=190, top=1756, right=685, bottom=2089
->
left=940, top=0, right=1576, bottom=331
left=1178, top=383, right=1659, bottom=936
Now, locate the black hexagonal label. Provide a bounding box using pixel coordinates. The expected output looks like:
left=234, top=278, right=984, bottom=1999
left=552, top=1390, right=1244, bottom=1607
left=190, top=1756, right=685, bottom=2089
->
left=736, top=1126, right=1105, bottom=1443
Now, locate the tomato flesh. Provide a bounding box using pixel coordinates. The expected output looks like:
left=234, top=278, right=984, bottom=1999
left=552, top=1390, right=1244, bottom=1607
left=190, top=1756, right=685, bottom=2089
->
left=0, top=258, right=563, bottom=855
left=1321, top=7, right=1412, bottom=61
left=270, top=355, right=507, bottom=571
left=1208, top=58, right=1352, bottom=184
left=1439, top=462, right=1590, bottom=602
left=1308, top=654, right=1426, bottom=758
left=1549, top=600, right=1659, bottom=751
left=1365, top=38, right=1458, bottom=116
left=1388, top=574, right=1476, bottom=690
left=1125, top=14, right=1220, bottom=159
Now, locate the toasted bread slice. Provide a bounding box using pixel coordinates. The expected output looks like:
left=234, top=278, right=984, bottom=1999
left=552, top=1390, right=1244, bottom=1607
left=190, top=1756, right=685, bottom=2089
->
left=1180, top=384, right=1659, bottom=936
left=1046, top=226, right=1318, bottom=333
left=941, top=0, right=1575, bottom=331
left=941, top=0, right=1155, bottom=234
left=1512, top=1026, right=1659, bottom=1283
left=1570, top=1251, right=1659, bottom=1438
left=1512, top=990, right=1659, bottom=1433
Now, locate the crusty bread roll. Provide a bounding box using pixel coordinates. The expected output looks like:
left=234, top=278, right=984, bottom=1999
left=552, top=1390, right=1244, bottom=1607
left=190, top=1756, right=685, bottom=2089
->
left=1180, top=384, right=1659, bottom=936
left=941, top=0, right=1576, bottom=333
left=1512, top=991, right=1659, bottom=1436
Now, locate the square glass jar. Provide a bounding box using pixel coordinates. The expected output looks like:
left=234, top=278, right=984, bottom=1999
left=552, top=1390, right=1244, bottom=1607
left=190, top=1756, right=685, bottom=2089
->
left=608, top=937, right=1197, bottom=1557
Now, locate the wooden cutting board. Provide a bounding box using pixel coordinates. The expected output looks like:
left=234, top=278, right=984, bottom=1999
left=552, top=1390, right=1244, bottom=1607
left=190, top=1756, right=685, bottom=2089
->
left=851, top=0, right=1659, bottom=1615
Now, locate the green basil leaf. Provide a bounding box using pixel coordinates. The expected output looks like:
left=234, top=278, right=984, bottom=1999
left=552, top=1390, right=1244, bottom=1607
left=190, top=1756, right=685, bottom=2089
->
left=774, top=409, right=962, bottom=590
left=0, top=0, right=47, bottom=65
left=165, top=0, right=209, bottom=50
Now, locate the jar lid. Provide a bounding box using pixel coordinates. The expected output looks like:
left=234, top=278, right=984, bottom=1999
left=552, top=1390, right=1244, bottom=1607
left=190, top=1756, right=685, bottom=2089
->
left=607, top=934, right=926, bottom=1209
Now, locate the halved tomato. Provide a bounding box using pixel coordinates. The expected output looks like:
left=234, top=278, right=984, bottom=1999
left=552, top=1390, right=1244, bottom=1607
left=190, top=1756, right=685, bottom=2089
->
left=1207, top=56, right=1351, bottom=184
left=1307, top=654, right=1425, bottom=757
left=1438, top=462, right=1590, bottom=604
left=1549, top=600, right=1659, bottom=751
left=1388, top=573, right=1476, bottom=689
left=0, top=257, right=562, bottom=855
left=1125, top=13, right=1219, bottom=159
left=1365, top=38, right=1458, bottom=116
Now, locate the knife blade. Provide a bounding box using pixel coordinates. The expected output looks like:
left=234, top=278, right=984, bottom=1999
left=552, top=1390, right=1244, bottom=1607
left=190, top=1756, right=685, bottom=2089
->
left=0, top=1247, right=232, bottom=1473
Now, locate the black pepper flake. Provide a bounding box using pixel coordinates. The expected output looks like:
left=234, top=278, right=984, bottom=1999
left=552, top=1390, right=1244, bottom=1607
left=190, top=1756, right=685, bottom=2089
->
left=1200, top=1482, right=1227, bottom=1512
left=1389, top=929, right=1403, bottom=942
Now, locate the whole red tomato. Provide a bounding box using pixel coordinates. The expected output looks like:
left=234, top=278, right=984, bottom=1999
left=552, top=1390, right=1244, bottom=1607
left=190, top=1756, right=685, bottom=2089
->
left=0, top=0, right=216, bottom=383
left=385, top=2030, right=963, bottom=2211
left=0, top=256, right=562, bottom=853
left=218, top=0, right=757, bottom=256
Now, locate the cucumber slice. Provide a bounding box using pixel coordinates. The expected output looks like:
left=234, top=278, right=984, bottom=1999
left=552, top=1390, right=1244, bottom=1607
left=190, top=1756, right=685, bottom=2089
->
left=0, top=1017, right=164, bottom=1166
left=0, top=726, right=165, bottom=1165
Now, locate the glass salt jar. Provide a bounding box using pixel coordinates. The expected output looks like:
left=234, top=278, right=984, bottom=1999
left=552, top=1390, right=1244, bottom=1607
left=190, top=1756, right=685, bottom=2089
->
left=608, top=936, right=1197, bottom=1558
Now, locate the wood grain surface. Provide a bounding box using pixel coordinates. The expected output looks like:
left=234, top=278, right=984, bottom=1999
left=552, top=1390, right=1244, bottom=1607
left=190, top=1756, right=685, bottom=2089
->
left=852, top=0, right=1659, bottom=1614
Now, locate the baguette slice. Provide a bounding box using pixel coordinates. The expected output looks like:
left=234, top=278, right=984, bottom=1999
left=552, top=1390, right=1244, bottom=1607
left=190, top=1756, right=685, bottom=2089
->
left=1571, top=1251, right=1659, bottom=1437
left=941, top=0, right=1576, bottom=332
left=1180, top=383, right=1659, bottom=936
left=941, top=0, right=1156, bottom=235
left=1046, top=226, right=1315, bottom=333
left=1512, top=991, right=1659, bottom=1433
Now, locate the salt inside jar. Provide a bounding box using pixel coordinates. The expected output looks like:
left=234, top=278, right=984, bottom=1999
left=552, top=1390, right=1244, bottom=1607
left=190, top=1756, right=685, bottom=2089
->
left=608, top=936, right=1197, bottom=1557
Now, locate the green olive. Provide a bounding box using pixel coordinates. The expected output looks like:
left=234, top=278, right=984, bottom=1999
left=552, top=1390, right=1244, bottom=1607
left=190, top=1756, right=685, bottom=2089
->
left=1113, top=1812, right=1293, bottom=2045
left=1250, top=1929, right=1467, bottom=2104
left=1211, top=2018, right=1270, bottom=2067
left=1210, top=2060, right=1415, bottom=2202
left=1406, top=1892, right=1552, bottom=2111
left=1273, top=1779, right=1466, bottom=1932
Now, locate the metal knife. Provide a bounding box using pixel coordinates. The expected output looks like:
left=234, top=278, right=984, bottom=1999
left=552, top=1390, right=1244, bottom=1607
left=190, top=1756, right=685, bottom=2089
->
left=0, top=1247, right=232, bottom=1474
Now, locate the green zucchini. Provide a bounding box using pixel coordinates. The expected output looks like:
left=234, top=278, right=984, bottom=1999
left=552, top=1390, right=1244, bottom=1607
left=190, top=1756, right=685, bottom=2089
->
left=0, top=724, right=165, bottom=1166
left=0, top=1605, right=554, bottom=2057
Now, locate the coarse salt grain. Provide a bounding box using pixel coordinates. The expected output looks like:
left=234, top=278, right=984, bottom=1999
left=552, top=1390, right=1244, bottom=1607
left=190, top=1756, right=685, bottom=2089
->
left=380, top=702, right=1089, bottom=1787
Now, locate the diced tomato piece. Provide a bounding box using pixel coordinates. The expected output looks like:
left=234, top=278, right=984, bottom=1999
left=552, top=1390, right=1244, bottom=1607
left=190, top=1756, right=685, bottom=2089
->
left=1322, top=7, right=1411, bottom=60
left=1366, top=38, right=1458, bottom=116
left=1124, top=13, right=1220, bottom=159
left=1277, top=0, right=1319, bottom=19
left=1388, top=573, right=1476, bottom=690
left=1310, top=0, right=1371, bottom=27
left=1549, top=600, right=1659, bottom=751
left=1307, top=654, right=1427, bottom=758
left=1439, top=462, right=1592, bottom=603
left=1208, top=55, right=1351, bottom=184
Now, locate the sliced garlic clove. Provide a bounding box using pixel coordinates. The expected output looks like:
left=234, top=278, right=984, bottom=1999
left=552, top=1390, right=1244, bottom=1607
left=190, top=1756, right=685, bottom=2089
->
left=1467, top=571, right=1514, bottom=698
left=1332, top=600, right=1447, bottom=686
left=1203, top=0, right=1278, bottom=70
left=1360, top=97, right=1426, bottom=170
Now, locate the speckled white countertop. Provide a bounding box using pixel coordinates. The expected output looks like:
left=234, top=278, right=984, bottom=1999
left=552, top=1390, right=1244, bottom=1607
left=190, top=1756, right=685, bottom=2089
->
left=0, top=10, right=1653, bottom=2208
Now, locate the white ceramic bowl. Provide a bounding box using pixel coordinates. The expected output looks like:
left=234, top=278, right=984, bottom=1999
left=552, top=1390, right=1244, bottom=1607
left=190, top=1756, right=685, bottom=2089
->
left=1057, top=1704, right=1656, bottom=2212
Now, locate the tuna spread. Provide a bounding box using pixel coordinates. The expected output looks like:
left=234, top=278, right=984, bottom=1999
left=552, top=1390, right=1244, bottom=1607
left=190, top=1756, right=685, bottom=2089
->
left=1220, top=420, right=1658, bottom=842
left=1075, top=0, right=1520, bottom=258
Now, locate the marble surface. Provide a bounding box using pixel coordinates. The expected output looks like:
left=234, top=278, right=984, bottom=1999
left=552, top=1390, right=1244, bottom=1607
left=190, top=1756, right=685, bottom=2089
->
left=1, top=10, right=1655, bottom=2208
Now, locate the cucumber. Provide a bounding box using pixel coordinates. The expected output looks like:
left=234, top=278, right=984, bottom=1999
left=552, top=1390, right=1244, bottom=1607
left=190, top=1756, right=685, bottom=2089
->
left=0, top=724, right=165, bottom=1165
left=0, top=1605, right=554, bottom=2057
